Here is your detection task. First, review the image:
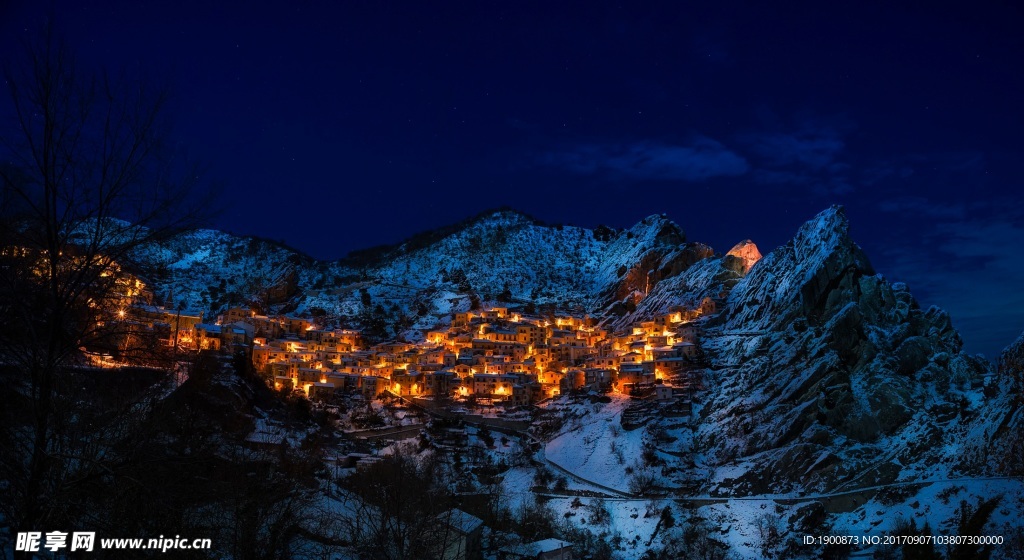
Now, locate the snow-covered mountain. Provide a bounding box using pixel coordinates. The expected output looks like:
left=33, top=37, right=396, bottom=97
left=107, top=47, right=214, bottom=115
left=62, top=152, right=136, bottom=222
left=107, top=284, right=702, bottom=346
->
left=126, top=205, right=1024, bottom=555
left=132, top=209, right=713, bottom=334
left=682, top=207, right=1010, bottom=491
left=134, top=207, right=1021, bottom=493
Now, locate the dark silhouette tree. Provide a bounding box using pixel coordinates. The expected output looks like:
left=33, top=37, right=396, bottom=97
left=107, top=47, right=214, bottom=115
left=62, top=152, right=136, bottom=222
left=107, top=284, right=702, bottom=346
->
left=335, top=447, right=462, bottom=560
left=0, top=22, right=213, bottom=551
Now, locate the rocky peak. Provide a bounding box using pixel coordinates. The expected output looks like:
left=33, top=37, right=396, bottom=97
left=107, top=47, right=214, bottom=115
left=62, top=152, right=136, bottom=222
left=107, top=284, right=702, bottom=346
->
left=792, top=205, right=875, bottom=323
left=470, top=209, right=537, bottom=228
left=697, top=206, right=1001, bottom=497
left=725, top=239, right=762, bottom=274
left=1000, top=329, right=1024, bottom=377
left=793, top=205, right=853, bottom=261
left=721, top=206, right=873, bottom=331
left=629, top=214, right=686, bottom=246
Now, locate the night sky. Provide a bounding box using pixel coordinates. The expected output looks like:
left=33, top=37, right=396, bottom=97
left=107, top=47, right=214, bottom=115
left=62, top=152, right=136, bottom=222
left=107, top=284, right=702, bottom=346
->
left=3, top=1, right=1023, bottom=359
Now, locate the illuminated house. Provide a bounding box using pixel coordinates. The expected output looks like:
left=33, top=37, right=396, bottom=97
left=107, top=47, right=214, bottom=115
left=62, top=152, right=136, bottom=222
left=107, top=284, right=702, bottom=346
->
left=129, top=304, right=204, bottom=344
left=305, top=329, right=336, bottom=344
left=426, top=330, right=449, bottom=344
left=673, top=341, right=698, bottom=358
left=551, top=341, right=596, bottom=363
left=589, top=354, right=621, bottom=369
left=561, top=369, right=586, bottom=392
left=193, top=323, right=223, bottom=351
left=616, top=364, right=654, bottom=391
left=583, top=368, right=616, bottom=391
left=374, top=341, right=414, bottom=354
left=471, top=373, right=521, bottom=400
left=514, top=322, right=544, bottom=346
left=675, top=323, right=699, bottom=343
left=425, top=370, right=458, bottom=397
left=450, top=364, right=474, bottom=378
left=360, top=376, right=386, bottom=399
left=452, top=312, right=475, bottom=328
left=647, top=334, right=670, bottom=347
left=482, top=326, right=518, bottom=343
left=309, top=381, right=336, bottom=399
left=481, top=307, right=508, bottom=320
left=245, top=316, right=280, bottom=339
left=511, top=383, right=530, bottom=406
left=222, top=306, right=256, bottom=324
left=282, top=316, right=312, bottom=336
left=423, top=347, right=457, bottom=366
left=392, top=371, right=423, bottom=396
left=336, top=330, right=362, bottom=349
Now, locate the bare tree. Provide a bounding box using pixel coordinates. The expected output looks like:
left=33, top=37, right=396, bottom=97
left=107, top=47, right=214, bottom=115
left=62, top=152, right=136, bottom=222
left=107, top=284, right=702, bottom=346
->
left=0, top=22, right=214, bottom=548
left=335, top=445, right=463, bottom=560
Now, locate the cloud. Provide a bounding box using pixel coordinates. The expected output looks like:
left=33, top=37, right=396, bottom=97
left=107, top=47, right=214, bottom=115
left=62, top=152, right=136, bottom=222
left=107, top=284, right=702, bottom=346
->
left=751, top=168, right=853, bottom=196
left=878, top=196, right=966, bottom=220
left=745, top=129, right=845, bottom=171
left=876, top=208, right=1024, bottom=359
left=864, top=152, right=986, bottom=190
left=739, top=117, right=856, bottom=196
left=542, top=137, right=749, bottom=182
left=862, top=163, right=915, bottom=186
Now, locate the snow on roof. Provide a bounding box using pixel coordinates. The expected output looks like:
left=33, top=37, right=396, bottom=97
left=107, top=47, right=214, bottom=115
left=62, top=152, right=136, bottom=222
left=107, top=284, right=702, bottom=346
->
left=443, top=508, right=484, bottom=535
left=522, top=538, right=572, bottom=554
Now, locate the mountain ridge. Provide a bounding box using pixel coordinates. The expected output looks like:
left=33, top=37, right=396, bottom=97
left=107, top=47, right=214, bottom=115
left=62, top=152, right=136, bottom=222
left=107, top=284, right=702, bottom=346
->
left=129, top=206, right=1018, bottom=360
left=132, top=209, right=706, bottom=330
left=117, top=205, right=1024, bottom=554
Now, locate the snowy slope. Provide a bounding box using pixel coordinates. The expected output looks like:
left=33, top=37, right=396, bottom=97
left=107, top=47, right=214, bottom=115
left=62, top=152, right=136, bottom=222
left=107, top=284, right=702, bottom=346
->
left=134, top=210, right=712, bottom=337
left=129, top=227, right=336, bottom=314
left=630, top=206, right=1024, bottom=557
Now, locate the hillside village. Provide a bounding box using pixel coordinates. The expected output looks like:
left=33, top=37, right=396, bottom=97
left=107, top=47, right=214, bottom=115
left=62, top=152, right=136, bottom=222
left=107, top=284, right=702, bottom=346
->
left=94, top=267, right=726, bottom=558
left=121, top=296, right=717, bottom=409
left=258, top=300, right=714, bottom=405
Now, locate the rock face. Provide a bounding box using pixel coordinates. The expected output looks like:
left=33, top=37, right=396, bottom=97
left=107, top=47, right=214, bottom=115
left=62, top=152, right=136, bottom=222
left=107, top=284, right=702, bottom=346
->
left=1001, top=330, right=1024, bottom=377
left=684, top=206, right=1009, bottom=496
left=725, top=239, right=762, bottom=274
left=993, top=331, right=1024, bottom=476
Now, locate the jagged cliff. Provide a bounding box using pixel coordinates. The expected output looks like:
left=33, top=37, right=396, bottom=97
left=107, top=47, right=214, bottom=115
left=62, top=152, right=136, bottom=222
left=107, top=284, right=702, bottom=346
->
left=677, top=207, right=1012, bottom=497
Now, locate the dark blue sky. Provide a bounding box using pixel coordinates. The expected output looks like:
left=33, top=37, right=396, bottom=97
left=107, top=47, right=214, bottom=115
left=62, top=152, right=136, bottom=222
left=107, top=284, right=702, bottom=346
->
left=3, top=1, right=1023, bottom=359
